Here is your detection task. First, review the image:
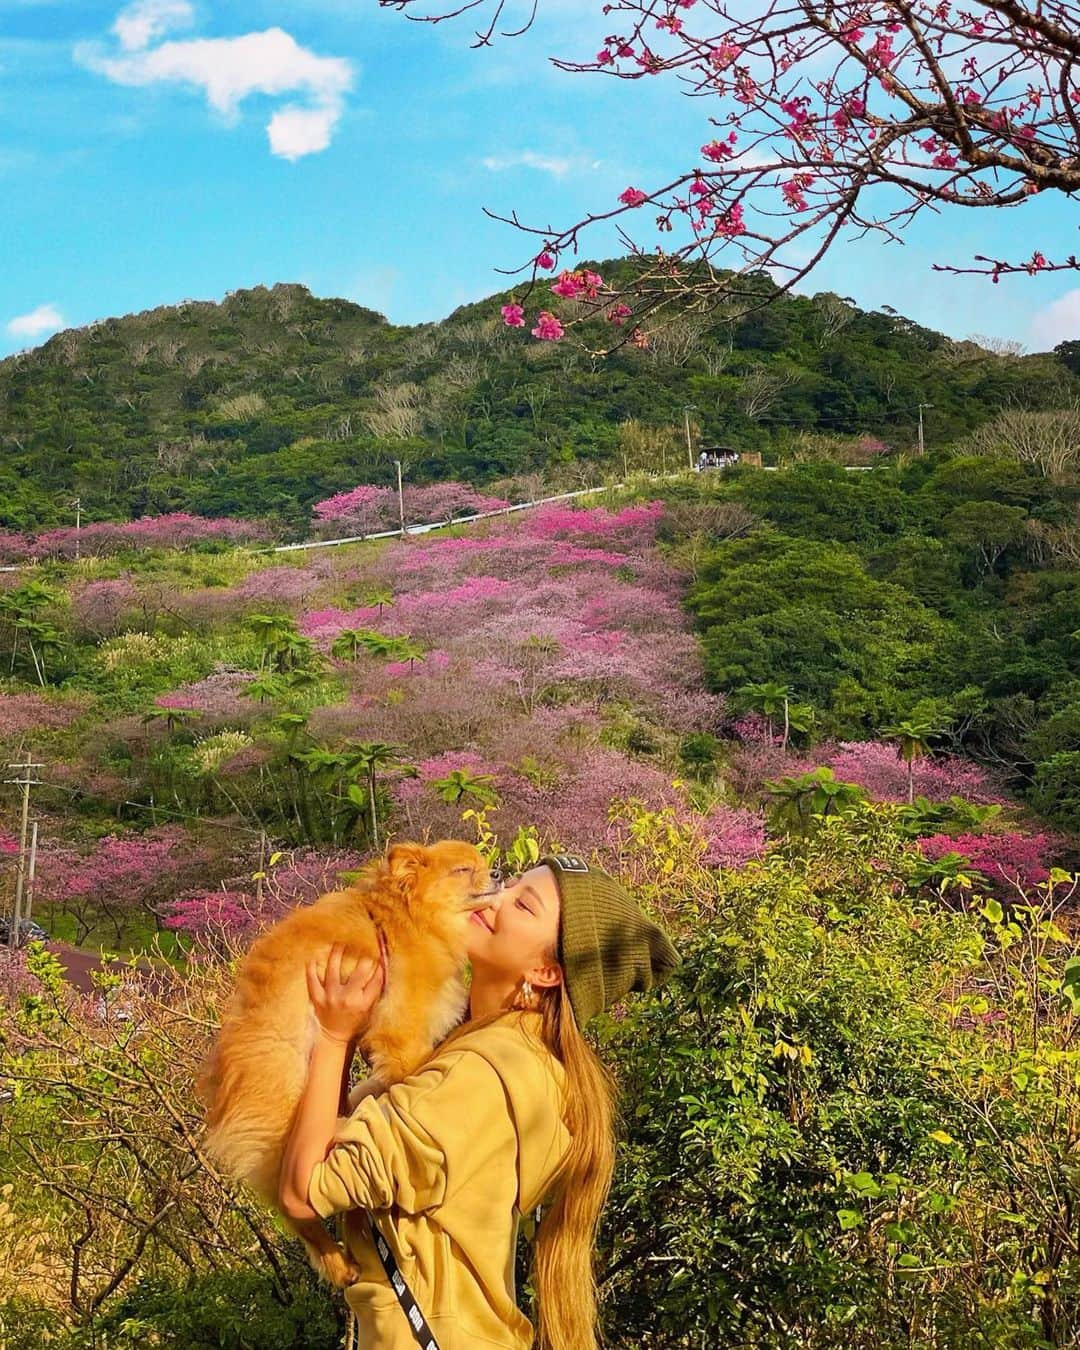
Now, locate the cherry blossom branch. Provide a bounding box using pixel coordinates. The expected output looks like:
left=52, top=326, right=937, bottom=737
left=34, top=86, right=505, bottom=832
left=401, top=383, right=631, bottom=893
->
left=383, top=0, right=1080, bottom=346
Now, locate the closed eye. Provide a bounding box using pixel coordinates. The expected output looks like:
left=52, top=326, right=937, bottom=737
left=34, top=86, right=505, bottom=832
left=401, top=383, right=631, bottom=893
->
left=516, top=900, right=533, bottom=913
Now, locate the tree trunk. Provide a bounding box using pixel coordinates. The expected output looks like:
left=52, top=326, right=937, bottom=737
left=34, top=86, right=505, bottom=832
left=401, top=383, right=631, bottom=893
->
left=368, top=766, right=379, bottom=850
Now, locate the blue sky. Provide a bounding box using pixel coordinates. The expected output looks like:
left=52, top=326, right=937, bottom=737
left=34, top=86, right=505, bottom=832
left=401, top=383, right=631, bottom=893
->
left=2, top=0, right=1077, bottom=358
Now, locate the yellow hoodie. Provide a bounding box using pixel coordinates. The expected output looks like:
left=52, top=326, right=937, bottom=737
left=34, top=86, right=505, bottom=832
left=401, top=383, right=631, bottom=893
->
left=308, top=1009, right=570, bottom=1348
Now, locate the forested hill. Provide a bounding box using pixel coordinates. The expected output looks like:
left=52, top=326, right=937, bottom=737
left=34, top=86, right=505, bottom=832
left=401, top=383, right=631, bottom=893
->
left=2, top=261, right=1076, bottom=530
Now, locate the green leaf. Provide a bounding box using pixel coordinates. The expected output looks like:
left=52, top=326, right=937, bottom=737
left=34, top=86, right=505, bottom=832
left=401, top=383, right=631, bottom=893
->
left=1062, top=957, right=1080, bottom=1014
left=980, top=898, right=1004, bottom=925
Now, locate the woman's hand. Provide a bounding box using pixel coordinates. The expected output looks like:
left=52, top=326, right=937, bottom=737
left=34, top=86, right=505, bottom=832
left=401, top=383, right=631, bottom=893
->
left=306, top=939, right=386, bottom=1045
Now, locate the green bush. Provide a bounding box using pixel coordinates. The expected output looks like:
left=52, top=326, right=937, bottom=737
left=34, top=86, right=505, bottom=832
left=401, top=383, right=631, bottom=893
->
left=0, top=1270, right=344, bottom=1349
left=595, top=805, right=1080, bottom=1347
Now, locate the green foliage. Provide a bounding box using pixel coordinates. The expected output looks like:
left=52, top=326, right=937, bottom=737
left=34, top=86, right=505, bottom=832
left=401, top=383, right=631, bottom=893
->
left=595, top=806, right=1080, bottom=1347
left=1030, top=751, right=1080, bottom=829
left=3, top=271, right=1077, bottom=531
left=681, top=455, right=1080, bottom=813
left=1, top=1271, right=343, bottom=1350
left=690, top=531, right=960, bottom=733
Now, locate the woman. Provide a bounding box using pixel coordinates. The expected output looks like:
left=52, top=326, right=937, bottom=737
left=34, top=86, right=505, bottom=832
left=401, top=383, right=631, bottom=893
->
left=279, top=851, right=680, bottom=1349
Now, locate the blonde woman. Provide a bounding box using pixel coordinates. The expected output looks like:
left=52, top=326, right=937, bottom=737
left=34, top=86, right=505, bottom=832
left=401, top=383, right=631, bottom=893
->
left=280, top=852, right=681, bottom=1349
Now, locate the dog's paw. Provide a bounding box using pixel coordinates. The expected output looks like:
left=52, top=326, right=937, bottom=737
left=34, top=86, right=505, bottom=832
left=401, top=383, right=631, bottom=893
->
left=318, top=1246, right=363, bottom=1288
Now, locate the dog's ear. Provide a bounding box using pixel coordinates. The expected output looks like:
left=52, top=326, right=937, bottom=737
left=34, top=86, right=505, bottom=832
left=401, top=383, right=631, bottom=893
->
left=385, top=842, right=426, bottom=891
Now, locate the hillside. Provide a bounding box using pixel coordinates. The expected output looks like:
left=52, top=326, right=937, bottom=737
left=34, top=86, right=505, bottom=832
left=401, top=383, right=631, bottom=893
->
left=2, top=262, right=1076, bottom=531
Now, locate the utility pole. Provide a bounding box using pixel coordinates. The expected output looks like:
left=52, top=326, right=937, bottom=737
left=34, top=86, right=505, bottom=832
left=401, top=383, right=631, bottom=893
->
left=917, top=403, right=933, bottom=455
left=394, top=460, right=406, bottom=537
left=6, top=757, right=43, bottom=951
left=683, top=405, right=697, bottom=472
left=25, top=821, right=38, bottom=923
left=73, top=496, right=82, bottom=559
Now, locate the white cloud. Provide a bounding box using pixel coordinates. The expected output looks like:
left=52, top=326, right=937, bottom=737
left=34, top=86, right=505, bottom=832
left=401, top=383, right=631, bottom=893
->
left=6, top=303, right=65, bottom=340
left=481, top=149, right=599, bottom=177
left=78, top=17, right=355, bottom=160
left=267, top=103, right=337, bottom=160
left=112, top=0, right=194, bottom=52
left=1030, top=288, right=1080, bottom=350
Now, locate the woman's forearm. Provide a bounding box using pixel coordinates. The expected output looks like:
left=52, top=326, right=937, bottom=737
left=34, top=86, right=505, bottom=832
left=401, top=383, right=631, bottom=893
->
left=279, top=1030, right=352, bottom=1221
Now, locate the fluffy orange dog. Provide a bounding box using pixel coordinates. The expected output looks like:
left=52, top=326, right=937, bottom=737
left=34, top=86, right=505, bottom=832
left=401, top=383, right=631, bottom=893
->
left=197, top=839, right=500, bottom=1286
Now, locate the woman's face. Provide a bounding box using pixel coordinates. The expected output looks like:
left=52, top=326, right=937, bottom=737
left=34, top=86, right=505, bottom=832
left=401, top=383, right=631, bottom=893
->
left=464, top=863, right=562, bottom=992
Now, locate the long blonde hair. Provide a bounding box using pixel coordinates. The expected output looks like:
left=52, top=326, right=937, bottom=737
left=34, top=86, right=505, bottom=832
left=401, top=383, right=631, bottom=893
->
left=441, top=966, right=619, bottom=1349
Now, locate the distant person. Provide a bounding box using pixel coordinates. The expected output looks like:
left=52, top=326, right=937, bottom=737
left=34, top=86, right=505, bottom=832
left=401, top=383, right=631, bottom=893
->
left=696, top=451, right=708, bottom=472
left=280, top=854, right=681, bottom=1349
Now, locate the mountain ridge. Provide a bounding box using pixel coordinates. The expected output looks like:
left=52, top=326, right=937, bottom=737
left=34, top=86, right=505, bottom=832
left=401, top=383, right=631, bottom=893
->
left=2, top=263, right=1075, bottom=530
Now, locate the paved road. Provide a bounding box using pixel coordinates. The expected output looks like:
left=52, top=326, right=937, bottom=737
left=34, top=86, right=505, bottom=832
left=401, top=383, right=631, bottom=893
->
left=44, top=941, right=155, bottom=995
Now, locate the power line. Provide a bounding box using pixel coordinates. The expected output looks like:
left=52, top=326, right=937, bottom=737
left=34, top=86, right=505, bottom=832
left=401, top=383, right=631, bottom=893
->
left=31, top=776, right=270, bottom=841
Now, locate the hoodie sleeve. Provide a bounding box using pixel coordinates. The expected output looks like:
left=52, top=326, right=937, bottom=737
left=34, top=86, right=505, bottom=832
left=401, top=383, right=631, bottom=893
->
left=306, top=1047, right=515, bottom=1219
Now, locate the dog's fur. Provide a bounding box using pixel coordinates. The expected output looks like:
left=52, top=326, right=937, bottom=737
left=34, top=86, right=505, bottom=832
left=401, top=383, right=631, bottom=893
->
left=197, top=839, right=498, bottom=1286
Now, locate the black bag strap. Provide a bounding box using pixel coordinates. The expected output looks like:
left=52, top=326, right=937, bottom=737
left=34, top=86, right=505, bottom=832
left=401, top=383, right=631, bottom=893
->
left=367, top=1210, right=441, bottom=1350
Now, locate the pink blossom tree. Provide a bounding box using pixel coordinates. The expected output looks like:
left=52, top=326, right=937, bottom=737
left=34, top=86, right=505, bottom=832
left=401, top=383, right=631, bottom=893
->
left=36, top=827, right=240, bottom=943
left=311, top=482, right=512, bottom=536
left=28, top=514, right=268, bottom=559
left=311, top=485, right=395, bottom=535
left=916, top=829, right=1066, bottom=900
left=387, top=0, right=1080, bottom=342
left=0, top=690, right=88, bottom=737
left=69, top=579, right=141, bottom=641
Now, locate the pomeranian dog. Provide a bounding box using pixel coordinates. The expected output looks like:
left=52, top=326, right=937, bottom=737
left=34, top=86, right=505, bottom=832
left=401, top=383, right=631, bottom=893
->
left=197, top=839, right=501, bottom=1286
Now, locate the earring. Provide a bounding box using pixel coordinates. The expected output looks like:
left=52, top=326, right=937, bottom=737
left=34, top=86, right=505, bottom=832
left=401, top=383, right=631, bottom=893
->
left=521, top=978, right=533, bottom=999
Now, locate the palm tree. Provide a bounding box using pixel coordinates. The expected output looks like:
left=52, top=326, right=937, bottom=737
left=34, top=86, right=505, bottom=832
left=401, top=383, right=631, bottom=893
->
left=431, top=768, right=501, bottom=809
left=142, top=705, right=195, bottom=734
left=330, top=628, right=368, bottom=662
left=18, top=619, right=67, bottom=687
left=278, top=632, right=321, bottom=674
left=364, top=588, right=394, bottom=617
left=247, top=613, right=321, bottom=674
left=345, top=741, right=413, bottom=849
left=905, top=850, right=987, bottom=898
left=764, top=767, right=866, bottom=832
left=895, top=795, right=1002, bottom=839
left=0, top=581, right=61, bottom=684
left=282, top=666, right=323, bottom=694
left=243, top=670, right=287, bottom=704
left=737, top=681, right=794, bottom=745
left=880, top=718, right=942, bottom=804
left=785, top=701, right=816, bottom=746
left=369, top=632, right=408, bottom=661
left=271, top=711, right=309, bottom=751
left=247, top=612, right=297, bottom=669
left=390, top=638, right=427, bottom=672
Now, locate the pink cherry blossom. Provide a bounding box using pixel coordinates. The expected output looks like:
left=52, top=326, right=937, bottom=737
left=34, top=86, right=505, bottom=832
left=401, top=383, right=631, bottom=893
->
left=531, top=311, right=565, bottom=341
left=501, top=302, right=526, bottom=327
left=713, top=201, right=745, bottom=237
left=550, top=270, right=584, bottom=298
left=618, top=186, right=649, bottom=207
left=708, top=42, right=741, bottom=67
left=702, top=132, right=738, bottom=161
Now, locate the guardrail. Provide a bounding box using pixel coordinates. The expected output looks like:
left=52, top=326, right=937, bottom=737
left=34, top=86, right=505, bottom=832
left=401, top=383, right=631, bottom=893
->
left=0, top=465, right=878, bottom=569
left=268, top=481, right=637, bottom=553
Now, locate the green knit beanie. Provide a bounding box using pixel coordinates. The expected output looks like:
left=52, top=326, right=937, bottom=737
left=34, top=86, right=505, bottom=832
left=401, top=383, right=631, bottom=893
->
left=539, top=852, right=681, bottom=1028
